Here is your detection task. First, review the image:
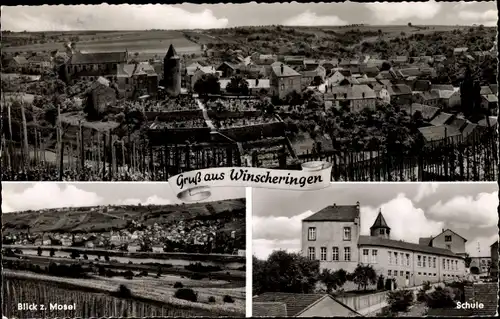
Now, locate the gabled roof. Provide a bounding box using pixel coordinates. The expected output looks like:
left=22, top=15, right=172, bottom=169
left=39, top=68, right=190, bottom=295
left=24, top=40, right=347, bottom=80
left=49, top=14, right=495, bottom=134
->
left=483, top=94, right=498, bottom=103
left=358, top=235, right=463, bottom=258
left=418, top=125, right=461, bottom=142
left=70, top=51, right=127, bottom=65
left=253, top=302, right=287, bottom=317
left=13, top=56, right=28, bottom=65
left=270, top=62, right=301, bottom=77
left=419, top=237, right=433, bottom=246
left=370, top=211, right=390, bottom=229
left=252, top=293, right=360, bottom=317
left=434, top=229, right=468, bottom=242
left=402, top=103, right=440, bottom=121
left=430, top=112, right=454, bottom=126
left=165, top=44, right=179, bottom=59
left=387, top=84, right=412, bottom=95
left=303, top=204, right=359, bottom=222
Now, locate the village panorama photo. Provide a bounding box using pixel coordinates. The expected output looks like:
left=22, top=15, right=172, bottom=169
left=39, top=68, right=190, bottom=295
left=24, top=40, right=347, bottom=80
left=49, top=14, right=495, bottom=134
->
left=1, top=1, right=498, bottom=182
left=252, top=183, right=498, bottom=317
left=1, top=183, right=247, bottom=318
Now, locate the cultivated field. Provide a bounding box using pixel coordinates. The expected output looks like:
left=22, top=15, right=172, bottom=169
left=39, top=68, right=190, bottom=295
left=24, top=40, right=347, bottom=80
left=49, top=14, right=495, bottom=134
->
left=2, top=30, right=202, bottom=57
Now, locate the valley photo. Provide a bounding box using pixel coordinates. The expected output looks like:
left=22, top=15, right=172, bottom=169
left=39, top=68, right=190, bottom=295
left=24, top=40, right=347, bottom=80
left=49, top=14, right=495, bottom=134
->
left=2, top=183, right=246, bottom=318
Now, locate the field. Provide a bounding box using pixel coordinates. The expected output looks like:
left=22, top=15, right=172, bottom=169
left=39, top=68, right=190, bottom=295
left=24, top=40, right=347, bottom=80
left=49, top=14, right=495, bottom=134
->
left=2, top=199, right=246, bottom=233
left=2, top=30, right=202, bottom=58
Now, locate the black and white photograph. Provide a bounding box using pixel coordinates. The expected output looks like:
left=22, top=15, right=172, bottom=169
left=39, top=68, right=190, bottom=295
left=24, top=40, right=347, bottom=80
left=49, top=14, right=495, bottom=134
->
left=2, top=183, right=246, bottom=318
left=252, top=183, right=498, bottom=317
left=1, top=1, right=497, bottom=182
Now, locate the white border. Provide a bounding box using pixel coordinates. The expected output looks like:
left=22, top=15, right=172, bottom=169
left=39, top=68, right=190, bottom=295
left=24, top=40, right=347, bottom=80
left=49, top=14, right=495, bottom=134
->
left=245, top=186, right=253, bottom=317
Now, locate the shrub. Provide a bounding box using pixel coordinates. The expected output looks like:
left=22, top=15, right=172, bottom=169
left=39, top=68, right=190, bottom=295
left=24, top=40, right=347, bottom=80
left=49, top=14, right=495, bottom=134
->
left=376, top=306, right=395, bottom=317
left=425, top=286, right=456, bottom=309
left=174, top=288, right=197, bottom=302
left=190, top=273, right=205, bottom=280
left=124, top=270, right=134, bottom=280
left=422, top=281, right=431, bottom=291
left=223, top=295, right=235, bottom=303
left=384, top=278, right=393, bottom=291
left=140, top=270, right=148, bottom=277
left=387, top=289, right=414, bottom=312
left=173, top=282, right=184, bottom=288
left=115, top=284, right=132, bottom=298
left=208, top=296, right=216, bottom=303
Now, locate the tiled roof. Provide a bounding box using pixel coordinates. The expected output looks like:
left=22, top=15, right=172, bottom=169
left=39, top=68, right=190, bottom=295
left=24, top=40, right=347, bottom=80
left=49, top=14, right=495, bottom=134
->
left=387, top=84, right=412, bottom=95
left=358, top=235, right=463, bottom=257
left=483, top=94, right=498, bottom=103
left=454, top=47, right=468, bottom=53
left=465, top=283, right=498, bottom=316
left=402, top=103, right=439, bottom=121
left=117, top=62, right=157, bottom=78
left=477, top=116, right=498, bottom=128
left=271, top=62, right=301, bottom=77
left=13, top=56, right=28, bottom=65
left=324, top=84, right=376, bottom=100
left=253, top=302, right=287, bottom=317
left=70, top=51, right=127, bottom=65
left=418, top=125, right=462, bottom=142
left=399, top=68, right=421, bottom=77
left=417, top=90, right=440, bottom=101
left=446, top=117, right=468, bottom=131
left=431, top=84, right=454, bottom=91
left=489, top=84, right=498, bottom=94
left=303, top=204, right=359, bottom=222
left=370, top=211, right=389, bottom=229
left=419, top=237, right=433, bottom=246
left=480, top=86, right=493, bottom=95
left=433, top=89, right=456, bottom=99
left=430, top=113, right=454, bottom=126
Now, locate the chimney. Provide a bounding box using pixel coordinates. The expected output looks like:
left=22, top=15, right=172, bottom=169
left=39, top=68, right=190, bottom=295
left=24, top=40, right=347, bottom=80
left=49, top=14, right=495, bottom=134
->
left=333, top=203, right=337, bottom=207
left=356, top=201, right=360, bottom=210
left=280, top=64, right=284, bottom=74
left=362, top=92, right=365, bottom=98
left=442, top=229, right=445, bottom=233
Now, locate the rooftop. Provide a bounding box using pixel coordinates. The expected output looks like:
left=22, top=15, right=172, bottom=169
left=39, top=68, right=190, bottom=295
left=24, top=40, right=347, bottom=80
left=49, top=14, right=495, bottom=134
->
left=271, top=62, right=301, bottom=77
left=358, top=235, right=463, bottom=258
left=370, top=211, right=390, bottom=230
left=303, top=204, right=359, bottom=222
left=253, top=302, right=287, bottom=317
left=418, top=125, right=462, bottom=142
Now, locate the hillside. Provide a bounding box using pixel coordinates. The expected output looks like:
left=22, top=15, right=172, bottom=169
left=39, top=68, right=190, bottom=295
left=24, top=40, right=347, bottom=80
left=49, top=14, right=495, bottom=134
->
left=2, top=198, right=246, bottom=234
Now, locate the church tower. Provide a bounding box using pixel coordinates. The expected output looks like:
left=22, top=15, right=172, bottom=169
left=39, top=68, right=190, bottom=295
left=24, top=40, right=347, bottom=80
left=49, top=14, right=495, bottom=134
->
left=370, top=209, right=391, bottom=239
left=163, top=44, right=181, bottom=97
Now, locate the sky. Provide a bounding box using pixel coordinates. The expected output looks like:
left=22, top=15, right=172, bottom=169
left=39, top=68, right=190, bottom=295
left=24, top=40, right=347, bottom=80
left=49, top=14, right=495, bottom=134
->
left=1, top=1, right=497, bottom=32
left=1, top=182, right=245, bottom=213
left=252, top=183, right=499, bottom=259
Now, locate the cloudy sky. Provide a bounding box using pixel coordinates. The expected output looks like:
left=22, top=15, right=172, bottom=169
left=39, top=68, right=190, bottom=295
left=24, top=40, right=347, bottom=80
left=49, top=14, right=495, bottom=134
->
left=1, top=2, right=497, bottom=31
left=2, top=182, right=245, bottom=213
left=252, top=183, right=498, bottom=259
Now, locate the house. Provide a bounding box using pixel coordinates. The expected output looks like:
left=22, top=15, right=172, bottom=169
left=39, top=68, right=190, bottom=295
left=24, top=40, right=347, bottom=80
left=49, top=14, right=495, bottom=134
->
left=117, top=62, right=158, bottom=99
left=84, top=77, right=117, bottom=118
left=414, top=91, right=440, bottom=107
left=470, top=257, right=492, bottom=274
left=254, top=54, right=278, bottom=65
left=391, top=56, right=408, bottom=66
left=418, top=229, right=467, bottom=257
left=152, top=245, right=163, bottom=253
left=490, top=241, right=498, bottom=279
left=375, top=70, right=398, bottom=81
left=326, top=70, right=351, bottom=87
left=7, top=55, right=28, bottom=72
left=481, top=94, right=498, bottom=112
left=217, top=62, right=238, bottom=78
left=386, top=84, right=413, bottom=105
left=402, top=103, right=439, bottom=122
left=324, top=84, right=377, bottom=112
left=190, top=66, right=220, bottom=92
left=302, top=203, right=465, bottom=287
left=430, top=112, right=454, bottom=126
left=283, top=56, right=305, bottom=66
left=269, top=62, right=302, bottom=100
left=433, top=89, right=461, bottom=109
left=27, top=54, right=52, bottom=71
left=418, top=125, right=462, bottom=145
left=411, top=80, right=432, bottom=92
left=66, top=51, right=128, bottom=83
left=253, top=293, right=361, bottom=317
left=61, top=238, right=72, bottom=246
left=300, top=66, right=326, bottom=88
left=238, top=249, right=246, bottom=257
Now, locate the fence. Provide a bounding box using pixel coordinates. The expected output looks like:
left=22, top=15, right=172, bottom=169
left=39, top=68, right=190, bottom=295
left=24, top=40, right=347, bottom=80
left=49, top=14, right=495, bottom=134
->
left=296, top=128, right=498, bottom=182
left=1, top=123, right=497, bottom=182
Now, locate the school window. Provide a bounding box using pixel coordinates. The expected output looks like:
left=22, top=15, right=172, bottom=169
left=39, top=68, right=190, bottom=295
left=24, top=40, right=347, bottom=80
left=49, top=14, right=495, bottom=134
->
left=433, top=257, right=436, bottom=268
left=423, top=256, right=426, bottom=268
left=308, top=227, right=316, bottom=241
left=424, top=272, right=427, bottom=276
left=343, top=227, right=351, bottom=241
left=406, top=254, right=410, bottom=266
left=371, top=250, right=378, bottom=263
left=394, top=252, right=398, bottom=265
left=455, top=260, right=458, bottom=270
left=447, top=260, right=450, bottom=270
left=344, top=247, right=351, bottom=261
left=394, top=271, right=398, bottom=277
left=417, top=255, right=421, bottom=267
left=363, top=249, right=369, bottom=263
left=280, top=84, right=284, bottom=90
left=418, top=272, right=421, bottom=275
left=332, top=247, right=339, bottom=261
left=320, top=247, right=327, bottom=261
left=445, top=235, right=452, bottom=242
left=308, top=247, right=315, bottom=260
left=443, top=259, right=446, bottom=269
left=388, top=251, right=392, bottom=264
left=400, top=271, right=403, bottom=276
left=388, top=270, right=392, bottom=276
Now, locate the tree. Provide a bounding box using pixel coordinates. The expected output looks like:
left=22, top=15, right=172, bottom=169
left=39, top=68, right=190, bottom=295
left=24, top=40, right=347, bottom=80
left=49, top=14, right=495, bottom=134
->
left=70, top=250, right=80, bottom=259
left=194, top=74, right=221, bottom=95
left=226, top=75, right=249, bottom=95
left=319, top=268, right=348, bottom=293
left=49, top=248, right=55, bottom=257
left=377, top=274, right=385, bottom=290
left=464, top=253, right=472, bottom=268
left=381, top=61, right=392, bottom=71
left=253, top=251, right=320, bottom=295
left=351, top=264, right=378, bottom=290
left=37, top=247, right=42, bottom=256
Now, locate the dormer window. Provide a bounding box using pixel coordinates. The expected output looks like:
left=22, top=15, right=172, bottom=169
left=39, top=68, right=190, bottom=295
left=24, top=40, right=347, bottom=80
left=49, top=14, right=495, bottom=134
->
left=343, top=227, right=351, bottom=241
